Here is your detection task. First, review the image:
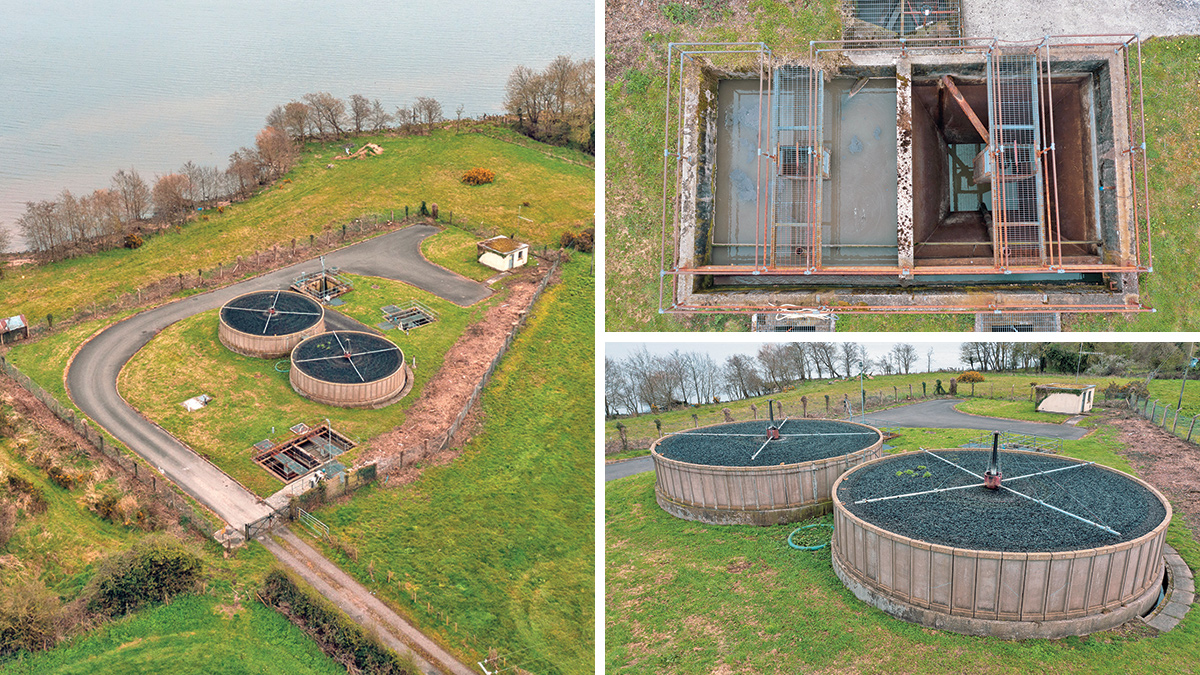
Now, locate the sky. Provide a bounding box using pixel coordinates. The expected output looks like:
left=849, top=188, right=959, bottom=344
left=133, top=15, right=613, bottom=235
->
left=604, top=340, right=970, bottom=372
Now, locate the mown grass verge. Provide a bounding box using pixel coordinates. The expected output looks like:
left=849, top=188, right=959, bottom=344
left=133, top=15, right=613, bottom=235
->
left=303, top=255, right=595, bottom=674
left=606, top=420, right=1200, bottom=674
left=0, top=127, right=592, bottom=327
left=116, top=273, right=495, bottom=498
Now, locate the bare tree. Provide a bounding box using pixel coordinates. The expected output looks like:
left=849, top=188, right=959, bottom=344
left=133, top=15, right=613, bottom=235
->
left=368, top=99, right=391, bottom=132
left=348, top=94, right=372, bottom=134
left=892, top=343, right=919, bottom=374
left=838, top=342, right=862, bottom=378
left=302, top=92, right=347, bottom=137
left=111, top=168, right=150, bottom=223
left=151, top=173, right=193, bottom=224
left=723, top=353, right=761, bottom=401
left=504, top=64, right=546, bottom=128
left=413, top=96, right=444, bottom=132
left=455, top=103, right=466, bottom=133
left=927, top=346, right=935, bottom=372
left=255, top=126, right=299, bottom=180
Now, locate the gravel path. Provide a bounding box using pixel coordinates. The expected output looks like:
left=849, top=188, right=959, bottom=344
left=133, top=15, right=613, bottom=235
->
left=656, top=419, right=880, bottom=467
left=839, top=450, right=1166, bottom=552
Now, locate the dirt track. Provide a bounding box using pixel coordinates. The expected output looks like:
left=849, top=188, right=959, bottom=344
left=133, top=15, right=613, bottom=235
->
left=1111, top=411, right=1200, bottom=544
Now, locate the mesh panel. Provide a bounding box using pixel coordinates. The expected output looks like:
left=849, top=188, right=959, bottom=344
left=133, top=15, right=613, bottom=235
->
left=974, top=312, right=1061, bottom=332
left=988, top=51, right=1045, bottom=267
left=843, top=0, right=962, bottom=41
left=772, top=65, right=823, bottom=269
left=221, top=291, right=323, bottom=335
left=293, top=332, right=403, bottom=383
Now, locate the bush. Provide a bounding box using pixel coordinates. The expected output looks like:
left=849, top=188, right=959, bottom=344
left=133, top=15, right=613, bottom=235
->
left=84, top=535, right=204, bottom=617
left=0, top=499, right=17, bottom=548
left=7, top=475, right=48, bottom=515
left=46, top=465, right=77, bottom=491
left=560, top=226, right=595, bottom=253
left=124, top=233, right=144, bottom=249
left=0, top=578, right=62, bottom=656
left=461, top=167, right=495, bottom=185
left=958, top=370, right=985, bottom=384
left=260, top=568, right=418, bottom=675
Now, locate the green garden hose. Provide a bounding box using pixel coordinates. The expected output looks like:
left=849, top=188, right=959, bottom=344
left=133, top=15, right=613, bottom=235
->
left=788, top=523, right=834, bottom=551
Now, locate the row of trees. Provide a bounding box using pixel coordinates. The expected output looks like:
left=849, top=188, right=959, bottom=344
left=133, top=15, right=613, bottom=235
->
left=605, top=343, right=925, bottom=417
left=503, top=55, right=595, bottom=153
left=266, top=92, right=451, bottom=141
left=607, top=342, right=1198, bottom=417
left=15, top=126, right=299, bottom=258
left=962, top=342, right=1195, bottom=377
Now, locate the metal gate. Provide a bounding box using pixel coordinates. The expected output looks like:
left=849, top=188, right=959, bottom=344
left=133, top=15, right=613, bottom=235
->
left=986, top=49, right=1045, bottom=268
left=770, top=65, right=824, bottom=269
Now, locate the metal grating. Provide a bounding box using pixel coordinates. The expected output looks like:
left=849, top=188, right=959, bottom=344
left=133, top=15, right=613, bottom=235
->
left=751, top=311, right=836, bottom=332
left=843, top=0, right=962, bottom=42
left=987, top=50, right=1045, bottom=268
left=771, top=65, right=824, bottom=269
left=974, top=312, right=1061, bottom=332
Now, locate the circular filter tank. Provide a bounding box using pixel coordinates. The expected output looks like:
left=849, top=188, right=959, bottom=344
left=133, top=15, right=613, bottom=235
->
left=651, top=418, right=883, bottom=525
left=219, top=290, right=325, bottom=358
left=289, top=331, right=407, bottom=408
left=832, top=449, right=1171, bottom=638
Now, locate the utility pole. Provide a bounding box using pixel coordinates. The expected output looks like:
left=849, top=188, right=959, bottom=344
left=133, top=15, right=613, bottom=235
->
left=1075, top=343, right=1102, bottom=381
left=859, top=360, right=866, bottom=421
left=1178, top=342, right=1195, bottom=412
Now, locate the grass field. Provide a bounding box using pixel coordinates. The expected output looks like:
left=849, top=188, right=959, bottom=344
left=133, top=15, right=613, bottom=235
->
left=303, top=255, right=595, bottom=674
left=954, top=398, right=1074, bottom=424
left=605, top=369, right=1200, bottom=447
left=606, top=419, right=1200, bottom=674
left=0, top=595, right=342, bottom=675
left=0, top=438, right=141, bottom=597
left=604, top=1, right=1200, bottom=331
left=0, top=127, right=592, bottom=327
left=116, top=273, right=496, bottom=498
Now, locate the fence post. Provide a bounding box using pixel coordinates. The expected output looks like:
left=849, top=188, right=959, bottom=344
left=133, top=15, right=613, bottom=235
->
left=1188, top=417, right=1197, bottom=443
left=1172, top=408, right=1181, bottom=434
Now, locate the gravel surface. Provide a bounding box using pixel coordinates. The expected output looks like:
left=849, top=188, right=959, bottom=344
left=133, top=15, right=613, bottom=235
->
left=221, top=290, right=322, bottom=335
left=656, top=420, right=880, bottom=467
left=839, top=451, right=1167, bottom=552
left=293, top=331, right=402, bottom=383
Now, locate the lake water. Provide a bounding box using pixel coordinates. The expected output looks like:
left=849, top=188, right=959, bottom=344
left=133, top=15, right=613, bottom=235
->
left=0, top=0, right=593, bottom=248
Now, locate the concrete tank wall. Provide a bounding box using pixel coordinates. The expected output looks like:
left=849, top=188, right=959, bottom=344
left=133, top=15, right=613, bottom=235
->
left=831, top=451, right=1171, bottom=637
left=289, top=362, right=407, bottom=408
left=218, top=314, right=325, bottom=359
left=652, top=420, right=883, bottom=526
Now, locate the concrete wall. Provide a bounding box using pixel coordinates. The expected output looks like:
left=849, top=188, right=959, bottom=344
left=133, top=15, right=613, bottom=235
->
left=479, top=249, right=527, bottom=272
left=1037, top=390, right=1094, bottom=414
left=219, top=315, right=325, bottom=359
left=652, top=420, right=883, bottom=526
left=831, top=450, right=1170, bottom=634
left=290, top=346, right=407, bottom=409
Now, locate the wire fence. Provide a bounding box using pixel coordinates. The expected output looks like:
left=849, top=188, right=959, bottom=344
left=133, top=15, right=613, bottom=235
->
left=608, top=378, right=1080, bottom=454
left=0, top=356, right=220, bottom=536
left=13, top=205, right=523, bottom=343
left=1126, top=393, right=1200, bottom=444
left=374, top=253, right=563, bottom=475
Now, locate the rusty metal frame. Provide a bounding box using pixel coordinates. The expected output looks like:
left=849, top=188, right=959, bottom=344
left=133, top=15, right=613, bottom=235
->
left=657, top=34, right=1152, bottom=316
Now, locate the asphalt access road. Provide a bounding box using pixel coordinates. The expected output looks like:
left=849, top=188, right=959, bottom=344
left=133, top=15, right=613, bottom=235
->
left=606, top=456, right=654, bottom=482
left=67, top=224, right=489, bottom=529
left=604, top=399, right=1088, bottom=482
left=861, top=399, right=1089, bottom=440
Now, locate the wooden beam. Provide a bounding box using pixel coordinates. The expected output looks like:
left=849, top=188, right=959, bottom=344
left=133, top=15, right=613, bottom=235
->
left=940, top=75, right=989, bottom=142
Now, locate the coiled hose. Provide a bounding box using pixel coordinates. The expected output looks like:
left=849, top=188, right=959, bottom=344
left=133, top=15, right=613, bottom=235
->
left=788, top=523, right=834, bottom=551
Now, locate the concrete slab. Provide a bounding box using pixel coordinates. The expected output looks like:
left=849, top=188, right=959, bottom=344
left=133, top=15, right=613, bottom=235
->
left=963, top=0, right=1200, bottom=41
left=1160, top=601, right=1189, bottom=620
left=1145, top=613, right=1178, bottom=632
